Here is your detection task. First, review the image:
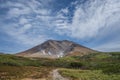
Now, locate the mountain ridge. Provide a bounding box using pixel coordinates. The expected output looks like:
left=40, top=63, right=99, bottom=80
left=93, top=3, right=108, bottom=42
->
left=16, top=40, right=97, bottom=58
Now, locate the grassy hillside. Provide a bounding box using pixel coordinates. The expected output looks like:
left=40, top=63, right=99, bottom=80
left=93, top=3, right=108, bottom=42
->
left=77, top=52, right=120, bottom=74
left=0, top=66, right=53, bottom=80
left=58, top=52, right=120, bottom=80
left=0, top=52, right=120, bottom=80
left=59, top=69, right=120, bottom=80
left=0, top=54, right=42, bottom=66
left=0, top=54, right=53, bottom=80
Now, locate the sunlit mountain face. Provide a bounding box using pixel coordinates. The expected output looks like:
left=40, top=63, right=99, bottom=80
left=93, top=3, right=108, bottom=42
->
left=16, top=40, right=96, bottom=58
left=0, top=0, right=120, bottom=53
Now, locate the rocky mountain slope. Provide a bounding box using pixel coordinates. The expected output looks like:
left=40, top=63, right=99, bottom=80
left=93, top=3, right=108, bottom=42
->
left=16, top=40, right=96, bottom=58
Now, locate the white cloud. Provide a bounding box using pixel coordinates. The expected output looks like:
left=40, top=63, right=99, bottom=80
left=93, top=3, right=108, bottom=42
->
left=60, top=8, right=69, bottom=14
left=19, top=24, right=32, bottom=34
left=1, top=0, right=54, bottom=46
left=55, top=0, right=120, bottom=39
left=93, top=41, right=120, bottom=52
left=71, top=0, right=120, bottom=39
left=50, top=0, right=120, bottom=51
left=2, top=22, right=51, bottom=46
left=19, top=17, right=28, bottom=25
left=7, top=6, right=31, bottom=18
left=71, top=1, right=78, bottom=6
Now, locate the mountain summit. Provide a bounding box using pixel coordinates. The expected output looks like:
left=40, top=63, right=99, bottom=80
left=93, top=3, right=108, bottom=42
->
left=16, top=40, right=96, bottom=58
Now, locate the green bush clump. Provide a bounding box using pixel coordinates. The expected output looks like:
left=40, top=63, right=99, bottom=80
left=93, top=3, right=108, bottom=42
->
left=59, top=69, right=120, bottom=80
left=0, top=54, right=42, bottom=67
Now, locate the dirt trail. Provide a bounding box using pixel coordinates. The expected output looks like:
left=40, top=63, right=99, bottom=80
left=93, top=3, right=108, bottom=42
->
left=22, top=69, right=69, bottom=80
left=51, top=69, right=69, bottom=80
left=21, top=78, right=46, bottom=80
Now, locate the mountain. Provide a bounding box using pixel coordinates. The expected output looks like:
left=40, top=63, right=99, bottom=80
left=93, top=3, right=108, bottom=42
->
left=0, top=52, right=4, bottom=54
left=16, top=40, right=96, bottom=58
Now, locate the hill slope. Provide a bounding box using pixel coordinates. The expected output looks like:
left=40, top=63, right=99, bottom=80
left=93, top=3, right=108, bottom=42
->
left=16, top=40, right=96, bottom=58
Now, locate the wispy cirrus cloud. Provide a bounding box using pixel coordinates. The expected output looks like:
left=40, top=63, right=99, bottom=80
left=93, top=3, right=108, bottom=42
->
left=55, top=0, right=120, bottom=39
left=0, top=0, right=120, bottom=52
left=53, top=0, right=120, bottom=51
left=0, top=0, right=54, bottom=46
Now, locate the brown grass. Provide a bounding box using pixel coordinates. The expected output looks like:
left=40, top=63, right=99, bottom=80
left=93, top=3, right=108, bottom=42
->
left=0, top=66, right=54, bottom=80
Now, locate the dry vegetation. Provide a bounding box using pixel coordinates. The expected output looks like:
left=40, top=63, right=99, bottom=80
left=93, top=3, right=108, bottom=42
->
left=0, top=66, right=53, bottom=80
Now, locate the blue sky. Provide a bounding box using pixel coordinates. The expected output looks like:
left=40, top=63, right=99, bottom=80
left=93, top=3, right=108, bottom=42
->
left=0, top=0, right=120, bottom=53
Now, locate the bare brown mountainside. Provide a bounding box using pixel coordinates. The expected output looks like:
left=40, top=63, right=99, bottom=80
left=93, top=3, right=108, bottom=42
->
left=16, top=40, right=97, bottom=58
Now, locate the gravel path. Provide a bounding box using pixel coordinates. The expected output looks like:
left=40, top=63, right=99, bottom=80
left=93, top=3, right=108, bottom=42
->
left=22, top=69, right=69, bottom=80
left=52, top=69, right=69, bottom=80
left=21, top=78, right=46, bottom=80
